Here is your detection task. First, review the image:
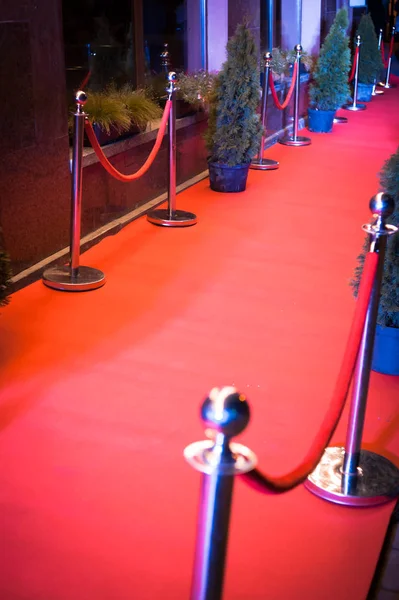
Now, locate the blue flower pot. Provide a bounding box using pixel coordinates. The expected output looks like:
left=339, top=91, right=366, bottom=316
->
left=208, top=161, right=250, bottom=193
left=356, top=83, right=373, bottom=102
left=372, top=324, right=399, bottom=376
left=307, top=108, right=336, bottom=133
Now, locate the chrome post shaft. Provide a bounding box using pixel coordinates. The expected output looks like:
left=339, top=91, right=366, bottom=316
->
left=184, top=387, right=257, bottom=600
left=344, top=36, right=366, bottom=111
left=305, top=194, right=399, bottom=506
left=380, top=28, right=397, bottom=89
left=70, top=100, right=85, bottom=277
left=147, top=73, right=197, bottom=227
left=372, top=30, right=384, bottom=96
left=168, top=74, right=177, bottom=219
left=279, top=44, right=311, bottom=147
left=250, top=53, right=279, bottom=170
left=42, top=91, right=106, bottom=291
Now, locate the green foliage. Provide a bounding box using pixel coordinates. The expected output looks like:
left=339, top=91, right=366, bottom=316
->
left=110, top=87, right=162, bottom=128
left=351, top=146, right=399, bottom=328
left=356, top=14, right=384, bottom=84
left=270, top=47, right=314, bottom=78
left=177, top=70, right=218, bottom=110
left=205, top=22, right=262, bottom=166
left=309, top=8, right=351, bottom=111
left=0, top=237, right=12, bottom=307
left=84, top=91, right=131, bottom=134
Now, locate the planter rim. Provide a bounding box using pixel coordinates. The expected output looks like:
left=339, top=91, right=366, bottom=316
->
left=208, top=160, right=251, bottom=169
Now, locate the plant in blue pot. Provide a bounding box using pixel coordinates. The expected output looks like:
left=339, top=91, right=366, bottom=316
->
left=351, top=146, right=399, bottom=375
left=308, top=8, right=351, bottom=133
left=205, top=22, right=262, bottom=193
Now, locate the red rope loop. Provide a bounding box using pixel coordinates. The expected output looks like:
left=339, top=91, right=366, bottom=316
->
left=240, top=251, right=378, bottom=494
left=389, top=34, right=395, bottom=60
left=381, top=43, right=389, bottom=68
left=348, top=46, right=359, bottom=83
left=269, top=61, right=298, bottom=110
left=84, top=100, right=171, bottom=182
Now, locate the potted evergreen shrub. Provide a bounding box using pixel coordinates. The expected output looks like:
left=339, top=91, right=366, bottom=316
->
left=356, top=14, right=384, bottom=102
left=205, top=22, right=262, bottom=193
left=351, top=145, right=399, bottom=375
left=308, top=8, right=351, bottom=133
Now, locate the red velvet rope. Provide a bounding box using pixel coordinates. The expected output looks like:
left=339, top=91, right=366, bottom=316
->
left=240, top=251, right=378, bottom=494
left=84, top=100, right=171, bottom=182
left=348, top=46, right=359, bottom=83
left=389, top=34, right=395, bottom=60
left=269, top=61, right=298, bottom=110
left=78, top=70, right=92, bottom=91
left=381, top=44, right=388, bottom=68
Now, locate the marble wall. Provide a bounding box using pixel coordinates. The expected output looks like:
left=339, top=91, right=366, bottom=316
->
left=0, top=0, right=71, bottom=273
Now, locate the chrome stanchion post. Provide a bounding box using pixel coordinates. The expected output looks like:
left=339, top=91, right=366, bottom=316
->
left=184, top=387, right=257, bottom=600
left=372, top=29, right=384, bottom=96
left=379, top=27, right=397, bottom=89
left=43, top=91, right=106, bottom=292
left=250, top=52, right=279, bottom=171
left=344, top=36, right=366, bottom=111
left=279, top=44, right=311, bottom=147
left=305, top=193, right=399, bottom=507
left=147, top=73, right=197, bottom=227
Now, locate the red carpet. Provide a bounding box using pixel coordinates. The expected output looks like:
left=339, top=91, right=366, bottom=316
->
left=0, top=79, right=399, bottom=600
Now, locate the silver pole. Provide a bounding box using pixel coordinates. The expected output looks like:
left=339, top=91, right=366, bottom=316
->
left=70, top=92, right=87, bottom=277
left=250, top=53, right=279, bottom=170
left=344, top=36, right=366, bottom=111
left=372, top=30, right=384, bottom=95
left=305, top=194, right=399, bottom=507
left=267, top=0, right=274, bottom=51
left=383, top=27, right=397, bottom=88
left=167, top=72, right=177, bottom=219
left=42, top=91, right=106, bottom=291
left=184, top=387, right=257, bottom=600
left=279, top=44, right=311, bottom=146
left=342, top=194, right=395, bottom=493
left=147, top=72, right=197, bottom=227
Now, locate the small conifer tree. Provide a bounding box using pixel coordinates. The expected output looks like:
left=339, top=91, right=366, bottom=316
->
left=309, top=8, right=351, bottom=111
left=356, top=14, right=384, bottom=84
left=205, top=22, right=262, bottom=167
left=351, top=145, right=399, bottom=328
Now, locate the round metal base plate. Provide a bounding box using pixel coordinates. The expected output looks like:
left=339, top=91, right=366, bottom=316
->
left=333, top=116, right=348, bottom=124
left=43, top=265, right=106, bottom=292
left=250, top=158, right=279, bottom=171
left=378, top=82, right=397, bottom=89
left=279, top=135, right=312, bottom=147
left=372, top=89, right=384, bottom=95
left=147, top=209, right=197, bottom=227
left=305, top=447, right=399, bottom=507
left=343, top=103, right=366, bottom=111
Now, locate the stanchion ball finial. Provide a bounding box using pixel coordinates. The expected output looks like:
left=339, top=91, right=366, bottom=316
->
left=356, top=35, right=361, bottom=44
left=76, top=90, right=87, bottom=106
left=370, top=192, right=395, bottom=220
left=264, top=51, right=272, bottom=61
left=201, top=387, right=250, bottom=438
left=294, top=44, right=302, bottom=53
left=168, top=71, right=178, bottom=83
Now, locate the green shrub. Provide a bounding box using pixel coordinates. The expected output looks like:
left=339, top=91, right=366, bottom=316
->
left=205, top=22, right=262, bottom=166
left=351, top=146, right=399, bottom=328
left=309, top=8, right=351, bottom=111
left=356, top=14, right=384, bottom=84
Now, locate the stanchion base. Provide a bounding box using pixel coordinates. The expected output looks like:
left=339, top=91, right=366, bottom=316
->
left=378, top=81, right=397, bottom=89
left=250, top=158, right=279, bottom=171
left=147, top=209, right=197, bottom=227
left=343, top=103, right=366, bottom=111
left=305, top=447, right=399, bottom=507
left=278, top=135, right=312, bottom=147
left=42, top=265, right=106, bottom=292
left=333, top=116, right=348, bottom=124
left=372, top=89, right=384, bottom=96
